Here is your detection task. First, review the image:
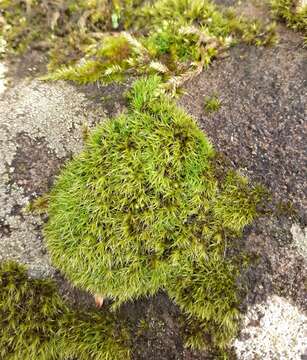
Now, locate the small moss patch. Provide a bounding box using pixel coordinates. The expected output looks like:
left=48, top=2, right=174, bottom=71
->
left=270, top=0, right=307, bottom=33
left=44, top=76, right=266, bottom=350
left=270, top=0, right=307, bottom=46
left=204, top=95, right=221, bottom=113
left=0, top=261, right=130, bottom=360
left=1, top=0, right=277, bottom=92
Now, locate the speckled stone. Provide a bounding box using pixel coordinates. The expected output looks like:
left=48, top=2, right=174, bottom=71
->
left=233, top=295, right=307, bottom=360
left=0, top=79, right=105, bottom=277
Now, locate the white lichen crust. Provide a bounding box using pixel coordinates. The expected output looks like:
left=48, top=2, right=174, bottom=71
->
left=291, top=223, right=307, bottom=261
left=0, top=79, right=105, bottom=277
left=233, top=295, right=307, bottom=360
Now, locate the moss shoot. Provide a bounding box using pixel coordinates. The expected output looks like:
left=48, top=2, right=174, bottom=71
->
left=1, top=0, right=277, bottom=92
left=270, top=0, right=307, bottom=33
left=0, top=261, right=130, bottom=360
left=44, top=76, right=266, bottom=350
left=204, top=95, right=221, bottom=113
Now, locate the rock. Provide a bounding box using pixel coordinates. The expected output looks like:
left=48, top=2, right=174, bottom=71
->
left=0, top=79, right=105, bottom=277
left=233, top=295, right=307, bottom=360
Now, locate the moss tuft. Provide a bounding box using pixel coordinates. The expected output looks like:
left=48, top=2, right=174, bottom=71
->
left=0, top=261, right=130, bottom=360
left=270, top=0, right=307, bottom=33
left=204, top=95, right=221, bottom=113
left=44, top=76, right=265, bottom=350
left=1, top=0, right=277, bottom=91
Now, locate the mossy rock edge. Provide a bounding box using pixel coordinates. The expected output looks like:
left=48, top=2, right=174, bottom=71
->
left=45, top=76, right=265, bottom=349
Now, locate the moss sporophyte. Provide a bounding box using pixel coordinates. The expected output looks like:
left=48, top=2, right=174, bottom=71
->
left=44, top=76, right=267, bottom=350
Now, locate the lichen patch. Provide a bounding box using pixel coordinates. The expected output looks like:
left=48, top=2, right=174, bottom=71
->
left=0, top=79, right=105, bottom=277
left=291, top=223, right=307, bottom=261
left=233, top=295, right=307, bottom=360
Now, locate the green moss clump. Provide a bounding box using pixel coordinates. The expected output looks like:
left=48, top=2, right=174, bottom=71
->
left=270, top=0, right=307, bottom=33
left=204, top=95, right=221, bottom=113
left=0, top=0, right=138, bottom=56
left=1, top=0, right=277, bottom=92
left=44, top=76, right=265, bottom=349
left=0, top=261, right=129, bottom=360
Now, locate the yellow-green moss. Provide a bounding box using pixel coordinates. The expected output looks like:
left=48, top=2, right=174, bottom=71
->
left=44, top=76, right=266, bottom=350
left=204, top=95, right=221, bottom=113
left=270, top=0, right=307, bottom=33
left=0, top=261, right=130, bottom=360
left=2, top=0, right=277, bottom=92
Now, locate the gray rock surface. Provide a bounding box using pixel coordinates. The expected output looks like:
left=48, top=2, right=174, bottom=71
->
left=179, top=23, right=307, bottom=359
left=0, top=78, right=105, bottom=277
left=234, top=295, right=307, bottom=360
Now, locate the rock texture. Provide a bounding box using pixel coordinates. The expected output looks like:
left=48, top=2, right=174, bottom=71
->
left=234, top=295, right=307, bottom=360
left=179, top=23, right=307, bottom=359
left=0, top=79, right=105, bottom=277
